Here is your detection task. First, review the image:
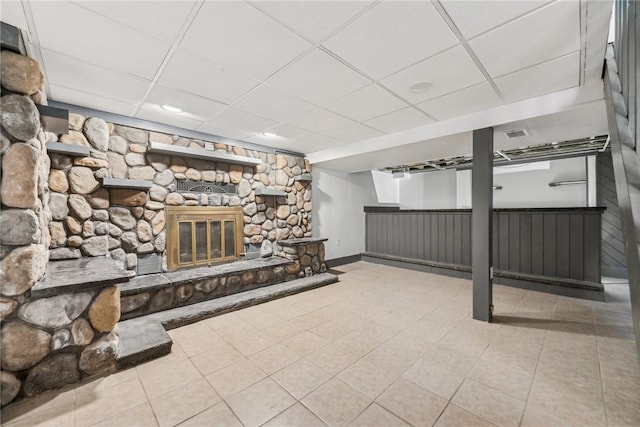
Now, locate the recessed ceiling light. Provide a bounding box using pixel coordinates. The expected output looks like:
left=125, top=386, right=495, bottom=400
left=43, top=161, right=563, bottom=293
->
left=410, top=81, right=432, bottom=93
left=161, top=104, right=182, bottom=113
left=262, top=132, right=278, bottom=138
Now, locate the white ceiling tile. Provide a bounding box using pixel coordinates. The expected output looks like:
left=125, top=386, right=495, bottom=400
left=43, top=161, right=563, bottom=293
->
left=320, top=123, right=384, bottom=142
left=233, top=85, right=316, bottom=122
left=250, top=123, right=342, bottom=152
left=263, top=124, right=323, bottom=141
left=198, top=125, right=254, bottom=141
left=250, top=1, right=374, bottom=42
left=200, top=108, right=278, bottom=139
left=1, top=1, right=29, bottom=29
left=323, top=1, right=458, bottom=79
left=326, top=84, right=408, bottom=122
left=380, top=45, right=486, bottom=104
left=159, top=49, right=259, bottom=105
left=287, top=108, right=357, bottom=133
left=494, top=52, right=580, bottom=103
left=136, top=107, right=204, bottom=131
left=145, top=85, right=227, bottom=122
left=49, top=84, right=136, bottom=117
left=71, top=1, right=196, bottom=42
left=247, top=124, right=311, bottom=145
left=42, top=49, right=150, bottom=104
left=31, top=1, right=170, bottom=80
left=468, top=1, right=580, bottom=77
left=298, top=137, right=343, bottom=153
left=364, top=108, right=435, bottom=134
left=268, top=49, right=371, bottom=105
left=417, top=82, right=503, bottom=120
left=247, top=123, right=340, bottom=153
left=179, top=1, right=311, bottom=81
left=442, top=1, right=552, bottom=39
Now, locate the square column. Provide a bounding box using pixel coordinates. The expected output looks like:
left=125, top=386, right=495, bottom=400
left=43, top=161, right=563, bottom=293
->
left=472, top=128, right=494, bottom=321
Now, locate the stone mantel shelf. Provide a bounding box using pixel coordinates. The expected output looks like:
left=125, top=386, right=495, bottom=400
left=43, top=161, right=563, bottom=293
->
left=294, top=174, right=312, bottom=182
left=148, top=141, right=262, bottom=167
left=101, top=178, right=153, bottom=190
left=277, top=238, right=328, bottom=247
left=254, top=187, right=286, bottom=197
left=46, top=141, right=90, bottom=157
left=31, top=257, right=130, bottom=298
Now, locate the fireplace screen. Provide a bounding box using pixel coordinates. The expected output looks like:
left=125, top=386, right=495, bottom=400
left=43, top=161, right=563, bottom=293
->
left=166, top=206, right=243, bottom=271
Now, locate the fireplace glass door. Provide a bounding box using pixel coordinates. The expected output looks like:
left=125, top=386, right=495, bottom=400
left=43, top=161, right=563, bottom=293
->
left=167, top=207, right=244, bottom=271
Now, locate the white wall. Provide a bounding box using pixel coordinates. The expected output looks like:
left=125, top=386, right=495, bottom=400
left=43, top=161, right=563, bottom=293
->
left=371, top=170, right=399, bottom=203
left=312, top=167, right=379, bottom=260
left=398, top=169, right=457, bottom=209
left=455, top=157, right=588, bottom=208
left=493, top=157, right=588, bottom=207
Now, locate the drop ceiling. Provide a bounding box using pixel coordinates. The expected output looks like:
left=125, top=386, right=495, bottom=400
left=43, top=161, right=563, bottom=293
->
left=2, top=0, right=613, bottom=171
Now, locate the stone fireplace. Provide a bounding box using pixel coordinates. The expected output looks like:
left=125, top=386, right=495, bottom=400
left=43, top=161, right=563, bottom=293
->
left=166, top=206, right=243, bottom=271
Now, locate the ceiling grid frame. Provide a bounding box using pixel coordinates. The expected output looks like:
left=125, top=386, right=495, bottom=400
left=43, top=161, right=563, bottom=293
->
left=131, top=0, right=206, bottom=117
left=432, top=0, right=506, bottom=102
left=4, top=0, right=613, bottom=171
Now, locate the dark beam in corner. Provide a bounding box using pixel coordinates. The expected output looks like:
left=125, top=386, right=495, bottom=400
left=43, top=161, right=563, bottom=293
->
left=37, top=104, right=69, bottom=135
left=472, top=127, right=494, bottom=322
left=0, top=22, right=26, bottom=54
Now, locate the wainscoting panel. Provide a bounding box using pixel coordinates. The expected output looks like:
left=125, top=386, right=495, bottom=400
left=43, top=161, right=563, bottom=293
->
left=365, top=207, right=603, bottom=283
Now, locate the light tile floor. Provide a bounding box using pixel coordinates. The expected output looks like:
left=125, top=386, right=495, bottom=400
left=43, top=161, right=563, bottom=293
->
left=3, top=262, right=640, bottom=427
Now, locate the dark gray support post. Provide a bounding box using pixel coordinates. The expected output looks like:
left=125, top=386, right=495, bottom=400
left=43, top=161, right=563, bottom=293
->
left=472, top=128, right=493, bottom=322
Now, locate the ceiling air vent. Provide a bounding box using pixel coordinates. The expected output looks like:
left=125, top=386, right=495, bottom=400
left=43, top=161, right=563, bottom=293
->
left=504, top=128, right=531, bottom=139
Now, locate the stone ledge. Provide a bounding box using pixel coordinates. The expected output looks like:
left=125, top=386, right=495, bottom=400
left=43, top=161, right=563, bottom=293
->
left=277, top=237, right=328, bottom=247
left=148, top=141, right=262, bottom=167
left=31, top=257, right=130, bottom=298
left=101, top=178, right=153, bottom=190
left=294, top=174, right=312, bottom=182
left=45, top=142, right=89, bottom=157
left=254, top=187, right=286, bottom=197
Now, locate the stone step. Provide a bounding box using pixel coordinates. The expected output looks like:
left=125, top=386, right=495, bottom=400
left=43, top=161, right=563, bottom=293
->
left=117, top=318, right=172, bottom=369
left=116, top=272, right=339, bottom=369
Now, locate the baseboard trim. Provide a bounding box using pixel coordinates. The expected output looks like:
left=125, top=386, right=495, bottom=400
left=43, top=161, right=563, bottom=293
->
left=601, top=266, right=628, bottom=279
left=326, top=254, right=362, bottom=268
left=362, top=253, right=604, bottom=301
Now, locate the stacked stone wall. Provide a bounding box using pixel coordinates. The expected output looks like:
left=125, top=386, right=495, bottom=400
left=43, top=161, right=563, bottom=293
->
left=276, top=241, right=327, bottom=280
left=47, top=118, right=313, bottom=274
left=0, top=40, right=315, bottom=407
left=0, top=47, right=122, bottom=407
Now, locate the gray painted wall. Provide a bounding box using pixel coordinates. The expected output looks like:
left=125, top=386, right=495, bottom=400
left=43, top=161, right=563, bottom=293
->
left=598, top=152, right=628, bottom=277
left=365, top=208, right=602, bottom=283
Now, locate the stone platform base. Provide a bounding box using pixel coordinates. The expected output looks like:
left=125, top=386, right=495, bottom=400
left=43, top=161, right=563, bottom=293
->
left=117, top=272, right=339, bottom=368
left=120, top=257, right=293, bottom=320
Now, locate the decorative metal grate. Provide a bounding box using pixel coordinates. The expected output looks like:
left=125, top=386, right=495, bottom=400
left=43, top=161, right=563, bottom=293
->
left=176, top=179, right=236, bottom=194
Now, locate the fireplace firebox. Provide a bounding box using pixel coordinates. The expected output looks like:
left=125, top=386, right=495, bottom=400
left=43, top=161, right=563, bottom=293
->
left=166, top=206, right=244, bottom=271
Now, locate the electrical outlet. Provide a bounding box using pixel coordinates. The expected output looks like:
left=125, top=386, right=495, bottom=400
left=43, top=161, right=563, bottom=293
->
left=336, top=239, right=341, bottom=246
